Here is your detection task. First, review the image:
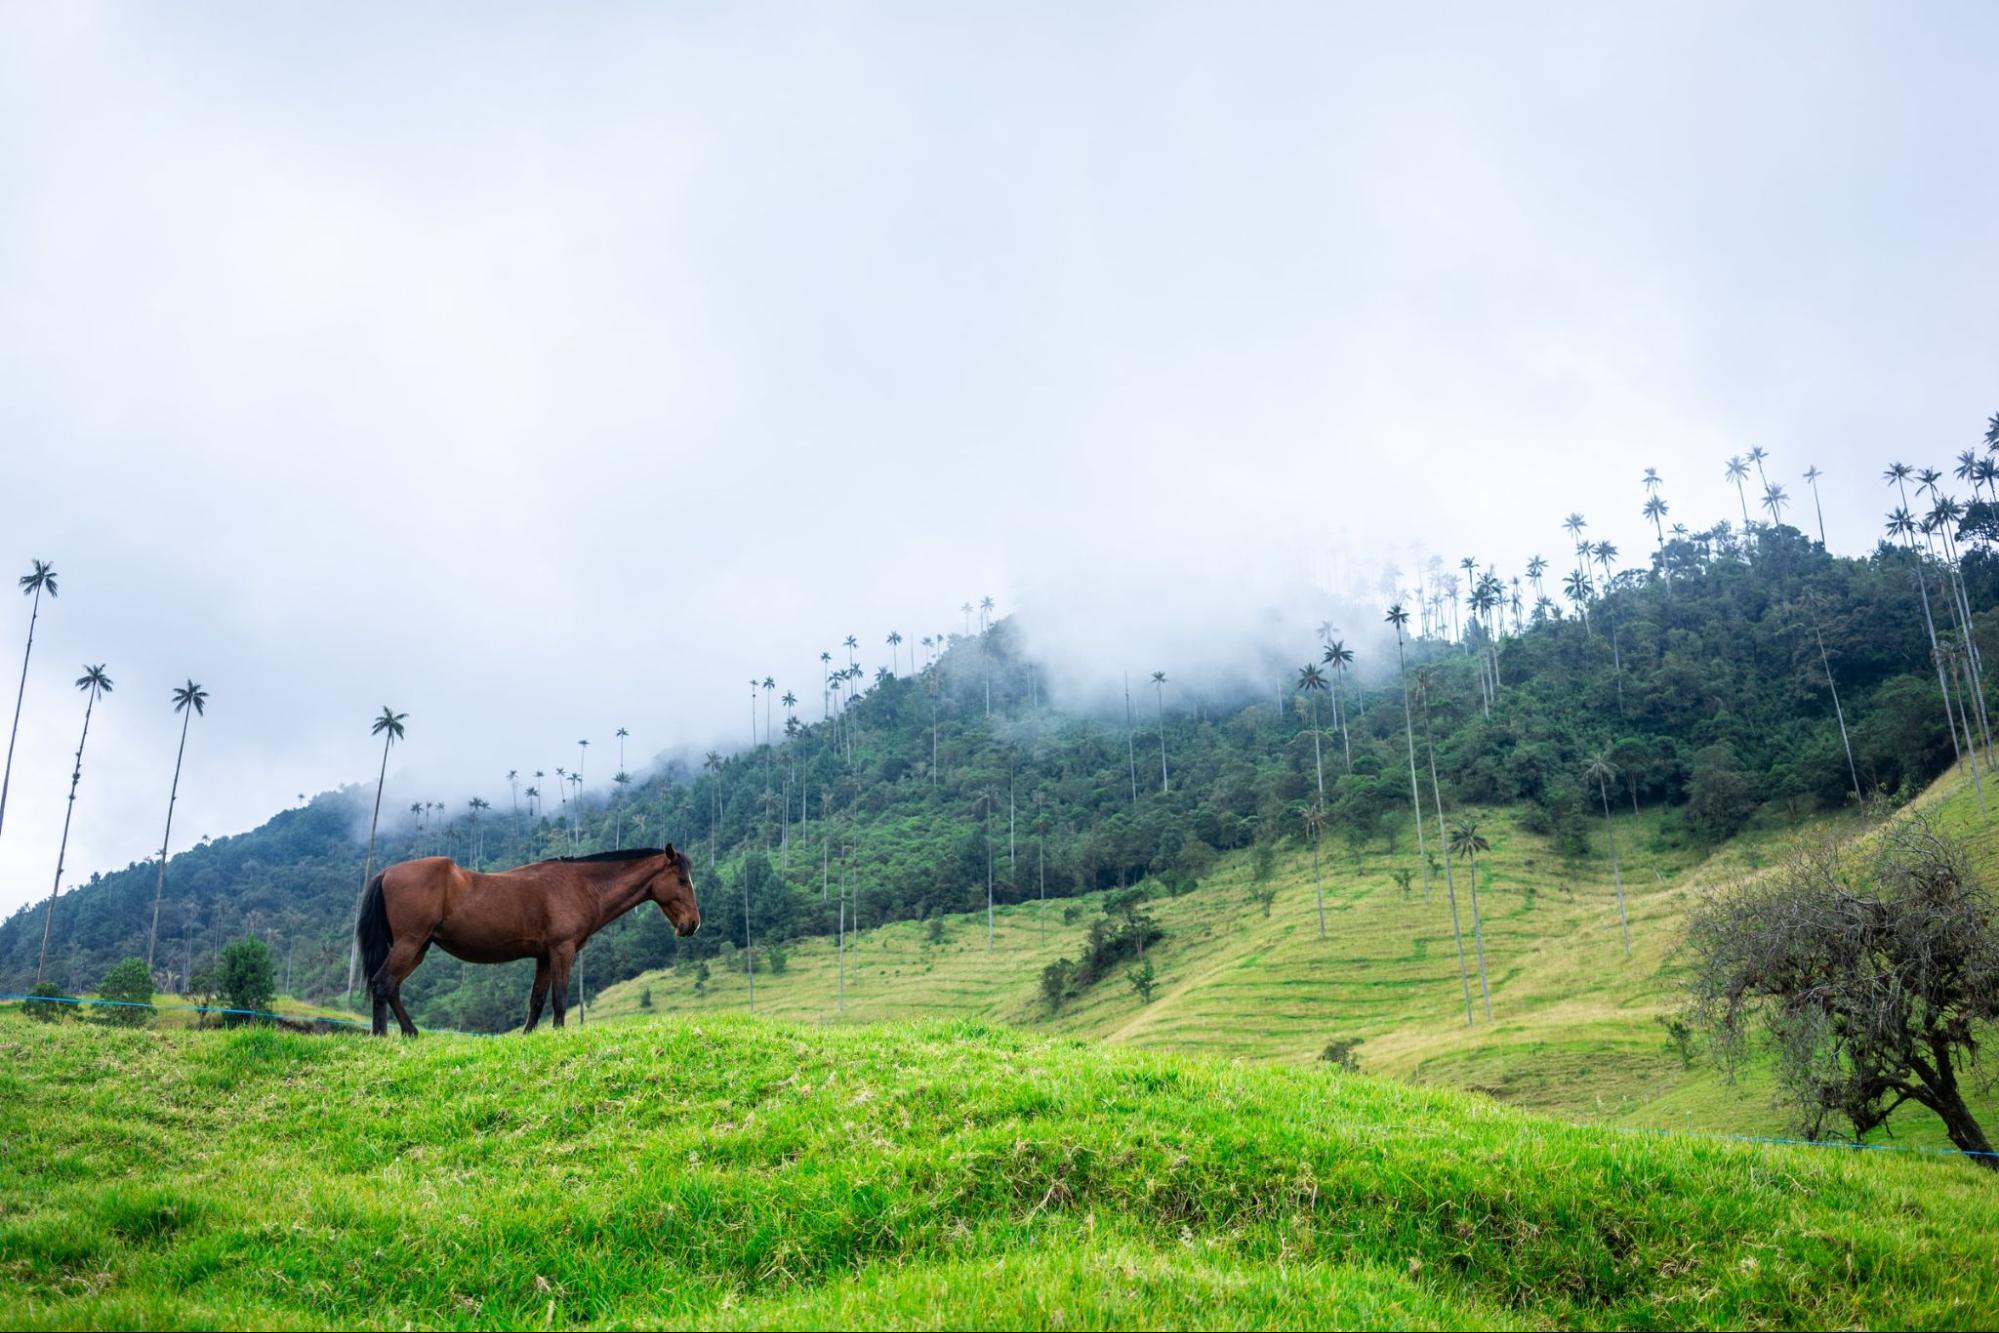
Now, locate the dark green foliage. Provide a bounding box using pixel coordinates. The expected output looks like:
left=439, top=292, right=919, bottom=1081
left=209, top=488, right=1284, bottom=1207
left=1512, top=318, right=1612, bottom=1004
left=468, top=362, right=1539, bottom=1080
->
left=1039, top=958, right=1075, bottom=1011
left=1686, top=744, right=1755, bottom=845
left=638, top=986, right=653, bottom=1010
left=96, top=957, right=153, bottom=1026
left=216, top=938, right=275, bottom=1021
left=23, top=980, right=63, bottom=1022
left=1128, top=959, right=1157, bottom=1003
left=1319, top=1037, right=1363, bottom=1072
left=1658, top=1016, right=1695, bottom=1070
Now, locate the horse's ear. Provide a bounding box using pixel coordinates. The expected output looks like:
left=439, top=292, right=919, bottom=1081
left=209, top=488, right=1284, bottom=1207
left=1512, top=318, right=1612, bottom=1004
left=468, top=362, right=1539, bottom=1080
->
left=662, top=842, right=675, bottom=859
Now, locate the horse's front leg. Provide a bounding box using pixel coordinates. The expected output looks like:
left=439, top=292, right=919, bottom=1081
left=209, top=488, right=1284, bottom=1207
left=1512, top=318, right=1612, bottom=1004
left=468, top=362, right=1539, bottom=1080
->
left=549, top=942, right=576, bottom=1029
left=523, top=955, right=552, bottom=1033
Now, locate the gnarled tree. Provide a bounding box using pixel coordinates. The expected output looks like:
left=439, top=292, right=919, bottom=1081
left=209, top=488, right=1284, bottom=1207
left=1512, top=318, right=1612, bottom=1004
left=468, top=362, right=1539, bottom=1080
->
left=1685, top=819, right=1999, bottom=1167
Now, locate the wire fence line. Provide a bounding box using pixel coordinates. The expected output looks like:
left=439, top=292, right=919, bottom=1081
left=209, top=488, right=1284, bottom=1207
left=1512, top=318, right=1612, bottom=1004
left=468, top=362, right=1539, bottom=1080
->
left=4, top=991, right=1993, bottom=1164
left=0, top=989, right=485, bottom=1036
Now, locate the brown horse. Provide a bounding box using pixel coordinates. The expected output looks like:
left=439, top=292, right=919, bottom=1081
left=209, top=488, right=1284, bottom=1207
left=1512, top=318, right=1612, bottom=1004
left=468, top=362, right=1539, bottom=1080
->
left=354, top=845, right=699, bottom=1036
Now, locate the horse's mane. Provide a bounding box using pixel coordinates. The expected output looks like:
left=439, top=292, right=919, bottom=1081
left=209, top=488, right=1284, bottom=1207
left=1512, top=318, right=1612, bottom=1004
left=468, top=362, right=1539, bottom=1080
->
left=556, top=848, right=666, bottom=864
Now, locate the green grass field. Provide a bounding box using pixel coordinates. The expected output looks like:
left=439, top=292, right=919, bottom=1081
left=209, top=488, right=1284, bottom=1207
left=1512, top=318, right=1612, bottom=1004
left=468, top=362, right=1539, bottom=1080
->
left=5, top=1012, right=1998, bottom=1330
left=590, top=768, right=1998, bottom=1152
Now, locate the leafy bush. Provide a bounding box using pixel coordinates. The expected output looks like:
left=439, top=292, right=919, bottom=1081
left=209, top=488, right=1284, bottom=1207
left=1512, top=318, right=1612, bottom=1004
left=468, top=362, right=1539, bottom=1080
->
left=23, top=981, right=65, bottom=1023
left=1319, top=1037, right=1363, bottom=1072
left=217, top=938, right=276, bottom=1021
left=96, top=958, right=154, bottom=1026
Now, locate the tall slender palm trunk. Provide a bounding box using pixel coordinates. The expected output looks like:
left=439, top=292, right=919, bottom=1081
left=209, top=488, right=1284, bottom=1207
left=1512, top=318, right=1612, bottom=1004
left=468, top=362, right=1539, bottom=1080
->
left=347, top=730, right=395, bottom=1008
left=1813, top=619, right=1863, bottom=804
left=36, top=688, right=103, bottom=985
left=1595, top=776, right=1631, bottom=957
left=1394, top=633, right=1431, bottom=901
left=1309, top=694, right=1325, bottom=801
left=1420, top=702, right=1475, bottom=1025
left=147, top=703, right=195, bottom=970
left=0, top=579, right=47, bottom=845
left=1900, top=528, right=1962, bottom=762
left=1333, top=670, right=1353, bottom=770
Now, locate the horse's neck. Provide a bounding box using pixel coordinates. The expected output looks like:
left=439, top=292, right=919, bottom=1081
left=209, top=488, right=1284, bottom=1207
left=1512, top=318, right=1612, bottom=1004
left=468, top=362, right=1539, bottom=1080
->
left=579, top=863, right=653, bottom=931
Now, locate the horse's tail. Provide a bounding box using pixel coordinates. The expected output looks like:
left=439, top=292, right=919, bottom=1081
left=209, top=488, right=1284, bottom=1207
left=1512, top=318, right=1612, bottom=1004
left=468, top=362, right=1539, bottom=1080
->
left=355, top=872, right=391, bottom=987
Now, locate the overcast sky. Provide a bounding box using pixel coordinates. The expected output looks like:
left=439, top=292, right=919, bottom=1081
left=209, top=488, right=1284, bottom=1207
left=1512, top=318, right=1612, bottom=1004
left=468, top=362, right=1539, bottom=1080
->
left=1, top=1, right=1994, bottom=915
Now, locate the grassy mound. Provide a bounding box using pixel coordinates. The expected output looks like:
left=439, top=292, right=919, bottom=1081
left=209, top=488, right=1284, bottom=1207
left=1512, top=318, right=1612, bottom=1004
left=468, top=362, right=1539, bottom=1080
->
left=2, top=1013, right=1995, bottom=1329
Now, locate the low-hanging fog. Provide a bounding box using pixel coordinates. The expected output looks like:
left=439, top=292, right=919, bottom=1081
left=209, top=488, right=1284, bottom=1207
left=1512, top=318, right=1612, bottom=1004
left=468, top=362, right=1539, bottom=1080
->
left=2, top=1, right=1994, bottom=914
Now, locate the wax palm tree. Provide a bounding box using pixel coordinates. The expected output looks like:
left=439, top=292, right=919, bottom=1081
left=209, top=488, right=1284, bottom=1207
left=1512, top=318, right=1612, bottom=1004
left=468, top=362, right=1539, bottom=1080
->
left=1414, top=668, right=1476, bottom=1025
left=1385, top=604, right=1430, bottom=900
left=1641, top=467, right=1662, bottom=495
left=1447, top=818, right=1494, bottom=1016
left=1302, top=801, right=1328, bottom=940
left=979, top=596, right=995, bottom=630
left=843, top=634, right=859, bottom=668
left=1747, top=444, right=1770, bottom=494
left=703, top=750, right=723, bottom=866
left=886, top=631, right=902, bottom=675
left=819, top=650, right=833, bottom=717
left=1560, top=514, right=1587, bottom=579
left=146, top=679, right=208, bottom=971
left=1581, top=749, right=1630, bottom=957
left=1526, top=555, right=1547, bottom=601
left=960, top=602, right=973, bottom=636
left=35, top=664, right=111, bottom=984
left=1150, top=671, right=1169, bottom=792
left=1885, top=503, right=1960, bottom=762
left=506, top=769, right=520, bottom=838
left=1321, top=640, right=1355, bottom=770
left=357, top=707, right=406, bottom=913
left=524, top=785, right=539, bottom=819
left=614, top=727, right=628, bottom=771
left=611, top=772, right=631, bottom=848
left=1296, top=663, right=1329, bottom=800
left=1562, top=570, right=1592, bottom=629
left=1725, top=456, right=1753, bottom=531
left=467, top=796, right=490, bottom=865
left=0, top=559, right=57, bottom=846
left=1761, top=482, right=1790, bottom=528
left=1805, top=599, right=1863, bottom=804
left=1642, top=495, right=1669, bottom=573
left=1803, top=465, right=1827, bottom=544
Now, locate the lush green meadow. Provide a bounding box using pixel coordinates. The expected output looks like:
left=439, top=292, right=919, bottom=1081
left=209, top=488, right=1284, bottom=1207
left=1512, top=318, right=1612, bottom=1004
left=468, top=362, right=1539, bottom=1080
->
left=5, top=1011, right=1998, bottom=1330
left=589, top=769, right=1998, bottom=1153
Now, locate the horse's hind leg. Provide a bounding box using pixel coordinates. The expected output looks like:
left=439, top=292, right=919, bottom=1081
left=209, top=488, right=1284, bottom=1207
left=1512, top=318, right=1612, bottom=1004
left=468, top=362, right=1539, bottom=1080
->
left=523, top=956, right=552, bottom=1033
left=372, top=937, right=429, bottom=1037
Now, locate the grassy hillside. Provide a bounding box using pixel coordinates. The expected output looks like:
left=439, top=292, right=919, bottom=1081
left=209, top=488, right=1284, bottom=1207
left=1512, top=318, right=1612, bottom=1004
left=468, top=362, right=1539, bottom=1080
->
left=4, top=1013, right=1998, bottom=1330
left=591, top=768, right=1999, bottom=1153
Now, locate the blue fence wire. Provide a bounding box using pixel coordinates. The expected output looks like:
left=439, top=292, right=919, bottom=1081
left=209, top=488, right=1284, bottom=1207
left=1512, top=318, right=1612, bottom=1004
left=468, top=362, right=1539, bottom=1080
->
left=0, top=989, right=486, bottom=1036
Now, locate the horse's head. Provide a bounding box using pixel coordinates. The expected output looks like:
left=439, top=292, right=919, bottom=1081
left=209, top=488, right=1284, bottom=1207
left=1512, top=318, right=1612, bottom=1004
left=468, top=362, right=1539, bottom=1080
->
left=648, top=844, right=701, bottom=936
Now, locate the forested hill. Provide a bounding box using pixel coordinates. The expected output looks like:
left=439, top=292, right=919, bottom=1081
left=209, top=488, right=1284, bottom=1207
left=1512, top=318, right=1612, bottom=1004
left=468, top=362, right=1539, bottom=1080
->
left=2, top=521, right=1989, bottom=1030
